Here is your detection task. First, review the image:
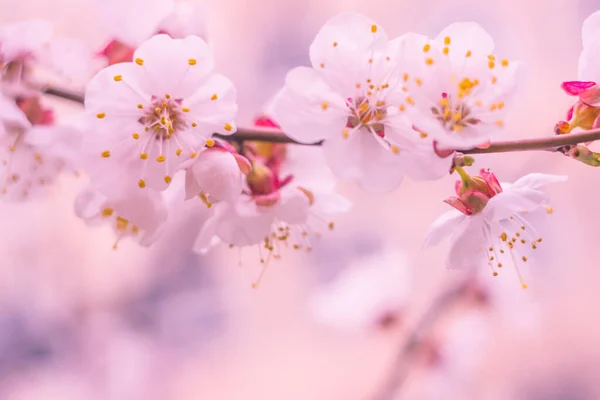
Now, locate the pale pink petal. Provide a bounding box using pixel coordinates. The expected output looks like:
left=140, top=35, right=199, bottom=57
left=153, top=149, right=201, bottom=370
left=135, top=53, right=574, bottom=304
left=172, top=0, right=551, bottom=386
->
left=0, top=94, right=30, bottom=129
left=99, top=0, right=175, bottom=47
left=275, top=187, right=311, bottom=225
left=579, top=38, right=600, bottom=82
left=509, top=173, right=568, bottom=191
left=323, top=131, right=404, bottom=193
left=203, top=200, right=273, bottom=247
left=434, top=22, right=494, bottom=65
left=268, top=67, right=347, bottom=143
left=423, top=209, right=466, bottom=248
left=185, top=149, right=243, bottom=202
left=309, top=12, right=388, bottom=96
left=158, top=2, right=209, bottom=41
left=582, top=11, right=600, bottom=48
left=446, top=216, right=486, bottom=270
left=401, top=145, right=452, bottom=181
left=133, top=34, right=214, bottom=98
left=0, top=19, right=53, bottom=61
left=484, top=189, right=550, bottom=221
left=183, top=73, right=237, bottom=136
left=85, top=62, right=149, bottom=116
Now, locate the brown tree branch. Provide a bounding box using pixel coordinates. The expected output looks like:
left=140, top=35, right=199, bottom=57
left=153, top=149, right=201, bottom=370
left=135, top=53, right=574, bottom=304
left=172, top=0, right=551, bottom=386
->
left=42, top=86, right=600, bottom=155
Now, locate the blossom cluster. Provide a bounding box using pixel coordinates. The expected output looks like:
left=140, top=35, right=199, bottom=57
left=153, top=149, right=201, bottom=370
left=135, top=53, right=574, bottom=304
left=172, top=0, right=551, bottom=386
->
left=5, top=4, right=600, bottom=290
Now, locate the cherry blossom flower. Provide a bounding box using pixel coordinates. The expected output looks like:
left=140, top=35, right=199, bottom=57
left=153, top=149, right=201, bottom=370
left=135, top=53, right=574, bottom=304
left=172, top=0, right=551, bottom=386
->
left=98, top=0, right=209, bottom=65
left=74, top=184, right=168, bottom=249
left=193, top=120, right=351, bottom=283
left=309, top=249, right=411, bottom=332
left=397, top=23, right=524, bottom=151
left=423, top=168, right=566, bottom=289
left=84, top=34, right=237, bottom=198
left=0, top=94, right=81, bottom=201
left=268, top=12, right=452, bottom=193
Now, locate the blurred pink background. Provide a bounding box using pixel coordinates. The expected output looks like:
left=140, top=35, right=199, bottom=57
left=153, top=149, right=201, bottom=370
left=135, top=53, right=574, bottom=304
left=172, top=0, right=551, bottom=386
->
left=1, top=0, right=600, bottom=399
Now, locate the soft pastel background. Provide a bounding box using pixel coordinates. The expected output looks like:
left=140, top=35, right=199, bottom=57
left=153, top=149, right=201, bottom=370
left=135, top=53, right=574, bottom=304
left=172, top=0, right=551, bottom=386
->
left=1, top=0, right=599, bottom=399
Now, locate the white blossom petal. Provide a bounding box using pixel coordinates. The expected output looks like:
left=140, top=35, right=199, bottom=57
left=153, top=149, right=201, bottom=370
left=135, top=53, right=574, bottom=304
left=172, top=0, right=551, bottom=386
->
left=446, top=215, right=486, bottom=270
left=423, top=209, right=466, bottom=248
left=582, top=11, right=600, bottom=49
left=323, top=131, right=403, bottom=193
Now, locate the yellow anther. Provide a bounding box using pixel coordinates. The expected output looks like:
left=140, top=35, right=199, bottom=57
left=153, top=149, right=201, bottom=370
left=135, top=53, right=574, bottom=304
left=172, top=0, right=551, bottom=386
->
left=425, top=58, right=434, bottom=65
left=101, top=208, right=114, bottom=217
left=190, top=151, right=198, bottom=158
left=490, top=256, right=494, bottom=261
left=328, top=221, right=335, bottom=230
left=165, top=94, right=171, bottom=99
left=403, top=73, right=409, bottom=82
left=415, top=78, right=423, bottom=86
left=342, top=129, right=350, bottom=139
left=101, top=150, right=110, bottom=158
left=406, top=96, right=415, bottom=105
left=465, top=50, right=472, bottom=57
left=176, top=148, right=183, bottom=156
left=495, top=120, right=504, bottom=127
left=113, top=75, right=122, bottom=82
left=188, top=58, right=197, bottom=66
left=443, top=47, right=449, bottom=55
left=192, top=122, right=197, bottom=127
left=546, top=206, right=554, bottom=214
left=371, top=25, right=377, bottom=33
left=131, top=226, right=139, bottom=235
left=398, top=104, right=406, bottom=112
left=498, top=101, right=505, bottom=109
left=438, top=98, right=449, bottom=108
left=490, top=104, right=498, bottom=111
left=488, top=61, right=495, bottom=69
left=320, top=63, right=325, bottom=68
left=206, top=139, right=215, bottom=147
left=419, top=132, right=428, bottom=139
left=199, top=193, right=212, bottom=208
left=521, top=239, right=526, bottom=244
left=493, top=272, right=498, bottom=277
left=181, top=107, right=190, bottom=112
left=500, top=232, right=507, bottom=241
left=140, top=153, right=148, bottom=160
left=321, top=101, right=328, bottom=110
left=501, top=59, right=509, bottom=67
left=96, top=113, right=106, bottom=119
left=211, top=93, right=218, bottom=101
left=516, top=232, right=521, bottom=237
left=452, top=111, right=462, bottom=122
left=138, top=179, right=146, bottom=188
left=489, top=247, right=494, bottom=251
left=498, top=263, right=503, bottom=268
left=135, top=58, right=144, bottom=66
left=164, top=175, right=172, bottom=184
left=156, top=155, right=165, bottom=162
left=522, top=256, right=528, bottom=262
left=333, top=41, right=338, bottom=47
left=132, top=133, right=139, bottom=140
left=444, top=36, right=451, bottom=45
left=391, top=145, right=399, bottom=154
left=423, top=43, right=431, bottom=52
left=522, top=283, right=528, bottom=290
left=137, top=104, right=143, bottom=109
left=491, top=76, right=498, bottom=84
left=224, top=123, right=233, bottom=131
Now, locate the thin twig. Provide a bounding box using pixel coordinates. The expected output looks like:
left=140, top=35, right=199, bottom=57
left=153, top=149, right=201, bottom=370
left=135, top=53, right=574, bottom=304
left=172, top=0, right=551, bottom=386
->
left=372, top=280, right=470, bottom=400
left=42, top=85, right=600, bottom=155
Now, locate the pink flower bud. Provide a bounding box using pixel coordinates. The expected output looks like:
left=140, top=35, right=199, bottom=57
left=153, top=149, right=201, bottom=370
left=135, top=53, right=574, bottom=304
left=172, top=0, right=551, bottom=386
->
left=445, top=168, right=503, bottom=215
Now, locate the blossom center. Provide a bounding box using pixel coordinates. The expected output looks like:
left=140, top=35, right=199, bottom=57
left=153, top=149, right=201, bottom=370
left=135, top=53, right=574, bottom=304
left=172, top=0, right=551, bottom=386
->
left=433, top=81, right=481, bottom=133
left=140, top=96, right=188, bottom=138
left=347, top=96, right=387, bottom=136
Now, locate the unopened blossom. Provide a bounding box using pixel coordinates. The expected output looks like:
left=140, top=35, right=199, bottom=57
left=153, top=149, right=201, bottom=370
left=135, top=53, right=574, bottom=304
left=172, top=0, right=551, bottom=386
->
left=397, top=23, right=524, bottom=151
left=74, top=184, right=168, bottom=248
left=424, top=168, right=566, bottom=289
left=310, top=249, right=411, bottom=332
left=99, top=0, right=209, bottom=65
left=193, top=120, right=351, bottom=282
left=84, top=34, right=237, bottom=197
left=0, top=94, right=81, bottom=201
left=269, top=12, right=452, bottom=193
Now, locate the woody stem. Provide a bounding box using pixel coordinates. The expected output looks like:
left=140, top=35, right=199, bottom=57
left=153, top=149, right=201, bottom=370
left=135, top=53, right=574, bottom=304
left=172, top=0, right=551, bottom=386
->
left=43, top=86, right=600, bottom=153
